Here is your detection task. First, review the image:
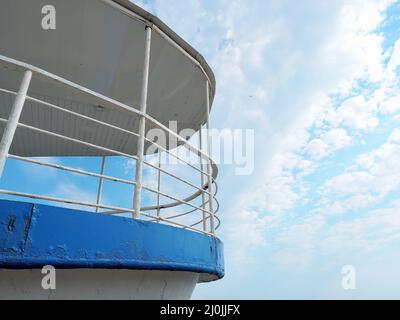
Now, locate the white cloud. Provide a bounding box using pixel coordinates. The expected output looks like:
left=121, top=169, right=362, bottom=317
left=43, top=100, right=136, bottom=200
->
left=380, top=95, right=400, bottom=113
left=387, top=39, right=400, bottom=79
left=132, top=0, right=400, bottom=283
left=321, top=171, right=375, bottom=196
left=273, top=215, right=325, bottom=270
left=212, top=0, right=396, bottom=262
left=18, top=156, right=61, bottom=178
left=320, top=203, right=400, bottom=253
left=51, top=182, right=98, bottom=211
left=326, top=95, right=380, bottom=131
left=388, top=128, right=400, bottom=143
left=306, top=128, right=352, bottom=160
left=271, top=193, right=400, bottom=270
left=314, top=126, right=400, bottom=219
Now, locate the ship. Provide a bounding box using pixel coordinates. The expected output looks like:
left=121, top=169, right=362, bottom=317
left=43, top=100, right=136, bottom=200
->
left=0, top=0, right=223, bottom=299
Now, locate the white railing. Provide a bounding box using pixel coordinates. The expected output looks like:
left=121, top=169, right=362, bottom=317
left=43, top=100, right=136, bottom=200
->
left=0, top=53, right=219, bottom=237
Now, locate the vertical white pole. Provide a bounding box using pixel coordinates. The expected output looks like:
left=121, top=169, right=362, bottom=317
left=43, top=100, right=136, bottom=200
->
left=199, top=129, right=207, bottom=232
left=205, top=80, right=215, bottom=235
left=156, top=151, right=162, bottom=222
left=133, top=26, right=152, bottom=218
left=0, top=70, right=33, bottom=177
left=95, top=156, right=106, bottom=213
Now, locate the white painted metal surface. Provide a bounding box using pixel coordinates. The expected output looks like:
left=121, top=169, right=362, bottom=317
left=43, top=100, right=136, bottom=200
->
left=0, top=0, right=220, bottom=234
left=205, top=81, right=216, bottom=234
left=134, top=26, right=152, bottom=218
left=0, top=70, right=32, bottom=176
left=0, top=0, right=223, bottom=301
left=0, top=0, right=215, bottom=157
left=95, top=156, right=106, bottom=214
left=0, top=55, right=220, bottom=235
left=199, top=131, right=208, bottom=232
left=0, top=269, right=199, bottom=300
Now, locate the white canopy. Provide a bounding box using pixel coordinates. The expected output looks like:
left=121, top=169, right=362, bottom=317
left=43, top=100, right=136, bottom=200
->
left=0, top=0, right=216, bottom=156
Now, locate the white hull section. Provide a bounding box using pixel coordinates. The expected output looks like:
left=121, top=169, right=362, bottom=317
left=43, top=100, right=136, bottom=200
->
left=0, top=269, right=199, bottom=300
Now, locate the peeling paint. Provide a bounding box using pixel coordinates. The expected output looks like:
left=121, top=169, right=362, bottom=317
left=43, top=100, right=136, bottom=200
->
left=7, top=216, right=16, bottom=233
left=0, top=199, right=224, bottom=282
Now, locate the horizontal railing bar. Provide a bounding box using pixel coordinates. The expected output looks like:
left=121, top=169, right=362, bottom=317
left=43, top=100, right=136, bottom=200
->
left=141, top=179, right=219, bottom=212
left=190, top=214, right=221, bottom=230
left=141, top=158, right=214, bottom=197
left=143, top=111, right=214, bottom=166
left=164, top=206, right=201, bottom=220
left=6, top=146, right=219, bottom=219
left=0, top=88, right=141, bottom=139
left=166, top=212, right=221, bottom=231
left=122, top=211, right=216, bottom=236
left=8, top=154, right=136, bottom=186
left=0, top=189, right=214, bottom=235
left=162, top=186, right=219, bottom=219
left=3, top=124, right=219, bottom=217
left=144, top=197, right=209, bottom=220
left=164, top=190, right=220, bottom=220
left=26, top=87, right=208, bottom=176
left=191, top=215, right=212, bottom=227
left=0, top=88, right=212, bottom=193
left=144, top=137, right=208, bottom=176
left=0, top=189, right=134, bottom=213
left=1, top=89, right=214, bottom=183
left=0, top=118, right=139, bottom=161
left=152, top=214, right=214, bottom=236
left=142, top=184, right=213, bottom=216
left=8, top=152, right=219, bottom=216
left=0, top=55, right=219, bottom=207
left=27, top=89, right=211, bottom=183
left=0, top=89, right=214, bottom=198
left=0, top=54, right=217, bottom=171
left=3, top=121, right=215, bottom=205
left=10, top=152, right=219, bottom=216
left=0, top=55, right=220, bottom=237
left=10, top=154, right=220, bottom=219
left=0, top=55, right=145, bottom=123
left=162, top=200, right=219, bottom=222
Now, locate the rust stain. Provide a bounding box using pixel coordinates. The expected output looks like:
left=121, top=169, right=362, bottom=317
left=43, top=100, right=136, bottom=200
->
left=7, top=216, right=16, bottom=233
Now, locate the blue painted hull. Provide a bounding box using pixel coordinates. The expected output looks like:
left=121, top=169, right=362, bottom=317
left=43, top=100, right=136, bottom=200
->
left=0, top=199, right=224, bottom=282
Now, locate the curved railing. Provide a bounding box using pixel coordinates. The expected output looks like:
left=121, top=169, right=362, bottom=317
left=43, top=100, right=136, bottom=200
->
left=0, top=54, right=219, bottom=236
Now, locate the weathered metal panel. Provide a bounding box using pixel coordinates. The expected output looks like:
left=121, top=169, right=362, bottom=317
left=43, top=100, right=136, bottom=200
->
left=0, top=199, right=224, bottom=282
left=0, top=200, right=34, bottom=255
left=0, top=0, right=215, bottom=157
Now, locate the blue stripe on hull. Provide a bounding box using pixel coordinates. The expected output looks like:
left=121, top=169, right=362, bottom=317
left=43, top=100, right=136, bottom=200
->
left=0, top=200, right=224, bottom=281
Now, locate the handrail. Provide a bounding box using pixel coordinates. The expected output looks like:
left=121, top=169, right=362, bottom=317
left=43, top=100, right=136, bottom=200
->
left=0, top=54, right=218, bottom=178
left=0, top=189, right=215, bottom=237
left=0, top=116, right=217, bottom=219
left=0, top=88, right=215, bottom=198
left=0, top=54, right=220, bottom=236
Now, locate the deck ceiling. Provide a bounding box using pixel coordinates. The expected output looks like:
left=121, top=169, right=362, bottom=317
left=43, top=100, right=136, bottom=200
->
left=0, top=0, right=215, bottom=157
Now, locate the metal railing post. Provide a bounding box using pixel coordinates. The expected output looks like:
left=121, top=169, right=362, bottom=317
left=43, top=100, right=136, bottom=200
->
left=0, top=70, right=32, bottom=177
left=156, top=151, right=162, bottom=222
left=205, top=80, right=215, bottom=235
left=199, top=129, right=207, bottom=232
left=95, top=156, right=106, bottom=213
left=133, top=25, right=152, bottom=218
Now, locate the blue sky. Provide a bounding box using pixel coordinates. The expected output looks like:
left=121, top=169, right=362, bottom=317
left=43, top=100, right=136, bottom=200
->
left=130, top=0, right=400, bottom=299
left=2, top=0, right=400, bottom=299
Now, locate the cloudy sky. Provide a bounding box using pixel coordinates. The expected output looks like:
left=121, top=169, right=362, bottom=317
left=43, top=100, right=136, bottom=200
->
left=130, top=0, right=400, bottom=299
left=1, top=0, right=400, bottom=300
